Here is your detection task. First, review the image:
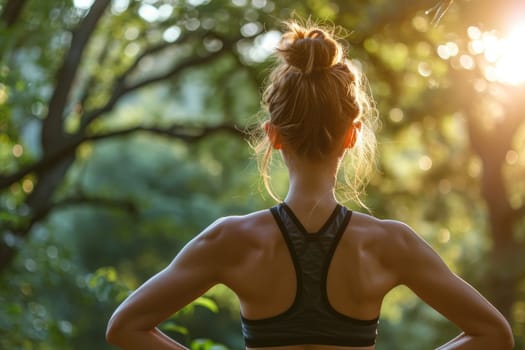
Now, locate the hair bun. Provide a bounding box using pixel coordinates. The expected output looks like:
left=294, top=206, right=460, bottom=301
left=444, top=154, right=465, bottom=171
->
left=278, top=23, right=342, bottom=74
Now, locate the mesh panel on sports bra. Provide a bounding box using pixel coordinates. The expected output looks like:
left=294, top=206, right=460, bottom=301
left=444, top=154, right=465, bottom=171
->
left=241, top=203, right=379, bottom=348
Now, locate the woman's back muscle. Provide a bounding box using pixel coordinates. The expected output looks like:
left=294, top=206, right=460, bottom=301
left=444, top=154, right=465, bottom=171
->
left=219, top=208, right=398, bottom=323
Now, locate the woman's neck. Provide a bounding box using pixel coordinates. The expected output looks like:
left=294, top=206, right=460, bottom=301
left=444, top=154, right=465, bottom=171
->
left=283, top=155, right=340, bottom=210
left=281, top=159, right=341, bottom=231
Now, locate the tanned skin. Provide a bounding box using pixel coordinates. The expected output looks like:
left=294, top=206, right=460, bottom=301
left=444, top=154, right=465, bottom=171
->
left=106, top=125, right=514, bottom=350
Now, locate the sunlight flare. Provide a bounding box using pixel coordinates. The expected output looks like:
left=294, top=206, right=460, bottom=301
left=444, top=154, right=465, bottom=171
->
left=477, top=21, right=525, bottom=85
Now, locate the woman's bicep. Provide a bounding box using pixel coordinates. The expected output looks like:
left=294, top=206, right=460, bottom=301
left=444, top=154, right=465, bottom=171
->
left=108, top=222, right=226, bottom=333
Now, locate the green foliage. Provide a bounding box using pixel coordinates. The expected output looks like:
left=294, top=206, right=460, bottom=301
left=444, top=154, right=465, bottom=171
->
left=0, top=224, right=87, bottom=350
left=1, top=0, right=524, bottom=349
left=190, top=339, right=230, bottom=350
left=87, top=267, right=131, bottom=304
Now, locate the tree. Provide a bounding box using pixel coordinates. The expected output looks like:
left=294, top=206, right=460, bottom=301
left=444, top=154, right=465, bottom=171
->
left=0, top=0, right=253, bottom=271
left=0, top=0, right=455, bottom=277
left=1, top=0, right=524, bottom=348
left=351, top=0, right=525, bottom=323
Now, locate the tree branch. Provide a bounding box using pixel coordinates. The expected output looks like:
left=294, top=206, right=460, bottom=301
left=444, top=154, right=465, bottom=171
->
left=121, top=42, right=173, bottom=82
left=350, top=0, right=437, bottom=42
left=0, top=122, right=248, bottom=191
left=80, top=41, right=233, bottom=131
left=2, top=194, right=137, bottom=238
left=0, top=137, right=83, bottom=190
left=78, top=36, right=112, bottom=113
left=0, top=0, right=28, bottom=27
left=80, top=30, right=200, bottom=114
left=0, top=191, right=137, bottom=271
left=42, top=0, right=110, bottom=154
left=85, top=123, right=248, bottom=143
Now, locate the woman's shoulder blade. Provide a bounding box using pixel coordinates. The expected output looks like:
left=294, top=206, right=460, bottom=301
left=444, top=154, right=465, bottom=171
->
left=348, top=212, right=428, bottom=266
left=350, top=212, right=414, bottom=240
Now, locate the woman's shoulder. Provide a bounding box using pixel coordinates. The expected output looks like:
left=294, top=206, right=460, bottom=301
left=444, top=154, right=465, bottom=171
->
left=197, top=208, right=276, bottom=245
left=350, top=211, right=442, bottom=277
left=213, top=208, right=274, bottom=232
left=349, top=211, right=426, bottom=253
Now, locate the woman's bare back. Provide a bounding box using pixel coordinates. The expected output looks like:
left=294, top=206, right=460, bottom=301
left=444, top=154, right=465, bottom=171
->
left=221, top=205, right=398, bottom=348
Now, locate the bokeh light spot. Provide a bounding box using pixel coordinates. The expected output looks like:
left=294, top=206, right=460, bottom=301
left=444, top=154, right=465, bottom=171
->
left=506, top=150, right=519, bottom=165
left=12, top=144, right=23, bottom=157
left=418, top=155, right=433, bottom=171
left=389, top=108, right=404, bottom=123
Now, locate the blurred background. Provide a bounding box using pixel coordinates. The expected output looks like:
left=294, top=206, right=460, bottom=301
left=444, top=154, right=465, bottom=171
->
left=0, top=0, right=524, bottom=349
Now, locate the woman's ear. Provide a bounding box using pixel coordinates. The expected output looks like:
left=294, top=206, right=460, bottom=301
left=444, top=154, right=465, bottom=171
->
left=263, top=121, right=282, bottom=150
left=343, top=121, right=362, bottom=149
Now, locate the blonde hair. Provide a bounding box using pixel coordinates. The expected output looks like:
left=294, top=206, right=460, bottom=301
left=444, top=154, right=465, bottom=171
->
left=252, top=20, right=378, bottom=207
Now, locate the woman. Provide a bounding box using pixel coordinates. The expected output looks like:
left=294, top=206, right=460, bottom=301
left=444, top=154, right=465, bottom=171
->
left=106, top=21, right=514, bottom=349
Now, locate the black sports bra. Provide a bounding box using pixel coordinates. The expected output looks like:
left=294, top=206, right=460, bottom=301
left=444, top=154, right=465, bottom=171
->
left=241, top=203, right=379, bottom=348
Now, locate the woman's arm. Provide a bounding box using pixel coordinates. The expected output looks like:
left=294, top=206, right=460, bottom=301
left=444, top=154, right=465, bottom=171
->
left=387, top=221, right=514, bottom=349
left=435, top=332, right=503, bottom=350
left=106, top=218, right=230, bottom=349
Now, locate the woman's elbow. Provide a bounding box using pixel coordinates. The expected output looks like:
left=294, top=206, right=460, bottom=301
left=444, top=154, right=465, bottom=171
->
left=486, top=317, right=515, bottom=349
left=498, top=320, right=515, bottom=349
left=492, top=332, right=515, bottom=350
left=106, top=313, right=126, bottom=346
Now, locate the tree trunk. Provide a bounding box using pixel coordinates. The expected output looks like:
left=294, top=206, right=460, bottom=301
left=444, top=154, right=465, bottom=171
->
left=0, top=0, right=28, bottom=27
left=0, top=1, right=111, bottom=272
left=482, top=154, right=520, bottom=320
left=0, top=154, right=77, bottom=270
left=465, top=87, right=525, bottom=321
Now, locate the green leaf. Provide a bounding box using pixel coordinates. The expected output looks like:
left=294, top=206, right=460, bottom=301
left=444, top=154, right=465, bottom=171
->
left=192, top=296, right=219, bottom=313
left=160, top=321, right=188, bottom=335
